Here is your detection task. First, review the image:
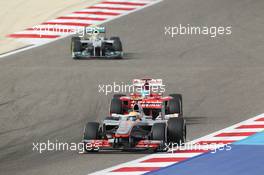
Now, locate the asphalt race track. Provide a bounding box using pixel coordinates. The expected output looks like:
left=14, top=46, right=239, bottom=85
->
left=0, top=0, right=264, bottom=174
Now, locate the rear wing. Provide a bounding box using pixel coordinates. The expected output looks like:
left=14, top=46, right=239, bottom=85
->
left=85, top=26, right=105, bottom=34
left=132, top=79, right=163, bottom=88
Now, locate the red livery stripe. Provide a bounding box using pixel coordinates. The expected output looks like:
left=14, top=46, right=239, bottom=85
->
left=111, top=167, right=160, bottom=172
left=215, top=132, right=256, bottom=137
left=142, top=157, right=187, bottom=163
left=255, top=118, right=264, bottom=121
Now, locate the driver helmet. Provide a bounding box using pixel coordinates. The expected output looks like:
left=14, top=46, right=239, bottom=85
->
left=129, top=111, right=139, bottom=116
left=128, top=111, right=141, bottom=121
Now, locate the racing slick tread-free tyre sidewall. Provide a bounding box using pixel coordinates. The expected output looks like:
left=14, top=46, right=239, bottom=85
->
left=71, top=37, right=82, bottom=59
left=110, top=98, right=123, bottom=114
left=152, top=123, right=166, bottom=141
left=110, top=36, right=123, bottom=51
left=167, top=117, right=185, bottom=144
left=169, top=94, right=183, bottom=115
left=167, top=98, right=181, bottom=115
left=84, top=122, right=100, bottom=152
left=169, top=94, right=182, bottom=102
left=113, top=94, right=126, bottom=99
left=83, top=122, right=100, bottom=140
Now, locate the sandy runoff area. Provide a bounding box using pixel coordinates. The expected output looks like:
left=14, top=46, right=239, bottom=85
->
left=0, top=0, right=100, bottom=55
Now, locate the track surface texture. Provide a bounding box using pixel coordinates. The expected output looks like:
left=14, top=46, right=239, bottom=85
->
left=0, top=0, right=264, bottom=174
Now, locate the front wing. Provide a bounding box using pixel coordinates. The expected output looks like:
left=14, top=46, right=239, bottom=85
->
left=72, top=51, right=123, bottom=59
left=83, top=139, right=163, bottom=152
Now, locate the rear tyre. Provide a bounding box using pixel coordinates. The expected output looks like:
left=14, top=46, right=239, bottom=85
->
left=113, top=94, right=126, bottom=99
left=167, top=98, right=181, bottom=114
left=169, top=94, right=182, bottom=104
left=71, top=37, right=82, bottom=59
left=110, top=98, right=123, bottom=114
left=83, top=122, right=100, bottom=152
left=167, top=117, right=185, bottom=144
left=169, top=94, right=183, bottom=115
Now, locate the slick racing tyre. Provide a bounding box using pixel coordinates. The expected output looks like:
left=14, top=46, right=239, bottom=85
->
left=167, top=98, right=181, bottom=115
left=110, top=98, right=123, bottom=114
left=71, top=37, right=82, bottom=59
left=84, top=122, right=100, bottom=140
left=113, top=94, right=126, bottom=99
left=169, top=94, right=182, bottom=105
left=83, top=122, right=100, bottom=152
left=167, top=117, right=186, bottom=144
left=152, top=123, right=167, bottom=151
left=152, top=123, right=166, bottom=141
left=169, top=94, right=183, bottom=115
left=110, top=36, right=123, bottom=52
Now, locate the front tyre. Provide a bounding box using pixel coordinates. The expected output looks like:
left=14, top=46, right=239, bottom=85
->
left=83, top=122, right=100, bottom=152
left=152, top=123, right=167, bottom=152
left=110, top=98, right=123, bottom=114
left=167, top=117, right=186, bottom=144
left=71, top=37, right=81, bottom=59
left=110, top=36, right=123, bottom=51
left=110, top=36, right=123, bottom=59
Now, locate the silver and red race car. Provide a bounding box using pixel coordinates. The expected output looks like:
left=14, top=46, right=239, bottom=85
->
left=82, top=79, right=186, bottom=152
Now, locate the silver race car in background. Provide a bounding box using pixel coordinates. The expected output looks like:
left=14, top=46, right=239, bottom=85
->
left=71, top=27, right=123, bottom=59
